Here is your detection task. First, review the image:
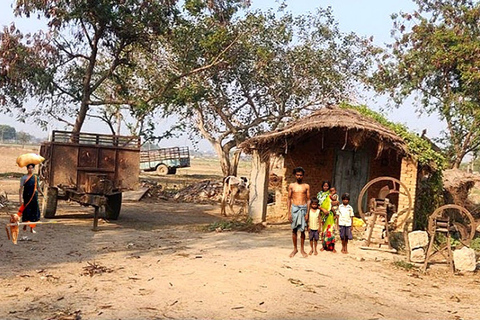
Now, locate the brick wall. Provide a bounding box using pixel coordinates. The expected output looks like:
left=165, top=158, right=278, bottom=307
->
left=271, top=129, right=411, bottom=219
left=272, top=133, right=336, bottom=217
left=398, top=157, right=418, bottom=226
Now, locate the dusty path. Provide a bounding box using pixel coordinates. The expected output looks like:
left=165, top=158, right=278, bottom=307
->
left=1, top=197, right=479, bottom=320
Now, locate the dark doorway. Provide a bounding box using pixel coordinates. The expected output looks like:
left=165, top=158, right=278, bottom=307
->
left=333, top=149, right=370, bottom=214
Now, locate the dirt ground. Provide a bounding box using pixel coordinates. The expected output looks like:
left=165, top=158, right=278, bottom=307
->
left=1, top=145, right=480, bottom=320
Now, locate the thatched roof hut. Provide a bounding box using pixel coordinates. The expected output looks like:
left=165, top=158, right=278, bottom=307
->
left=240, top=105, right=421, bottom=225
left=240, top=106, right=409, bottom=158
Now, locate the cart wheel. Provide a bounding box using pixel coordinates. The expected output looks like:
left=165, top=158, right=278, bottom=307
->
left=168, top=167, right=177, bottom=175
left=43, top=186, right=58, bottom=218
left=156, top=164, right=169, bottom=175
left=105, top=192, right=122, bottom=220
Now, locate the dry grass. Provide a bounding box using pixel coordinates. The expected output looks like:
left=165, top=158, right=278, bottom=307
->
left=0, top=144, right=40, bottom=174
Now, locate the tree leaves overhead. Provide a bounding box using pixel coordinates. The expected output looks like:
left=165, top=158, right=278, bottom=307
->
left=1, top=0, right=179, bottom=133
left=371, top=0, right=480, bottom=168
left=167, top=5, right=375, bottom=175
left=1, top=0, right=374, bottom=176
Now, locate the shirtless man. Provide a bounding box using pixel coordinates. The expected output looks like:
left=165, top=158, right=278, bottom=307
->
left=287, top=167, right=311, bottom=258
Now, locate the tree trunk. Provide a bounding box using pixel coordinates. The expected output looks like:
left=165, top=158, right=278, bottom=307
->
left=452, top=157, right=462, bottom=169
left=451, top=162, right=458, bottom=169
left=211, top=142, right=231, bottom=176
left=72, top=34, right=99, bottom=134
left=219, top=152, right=231, bottom=177
left=230, top=149, right=242, bottom=176
left=210, top=141, right=241, bottom=177
left=72, top=101, right=89, bottom=134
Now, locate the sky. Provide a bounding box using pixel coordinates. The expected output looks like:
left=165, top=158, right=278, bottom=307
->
left=0, top=0, right=444, bottom=150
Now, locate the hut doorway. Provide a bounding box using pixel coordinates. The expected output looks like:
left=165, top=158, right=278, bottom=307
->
left=333, top=149, right=370, bottom=213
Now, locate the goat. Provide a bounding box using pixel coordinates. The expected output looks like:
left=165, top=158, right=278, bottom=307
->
left=221, top=176, right=249, bottom=216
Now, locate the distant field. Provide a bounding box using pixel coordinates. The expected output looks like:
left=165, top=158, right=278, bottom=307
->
left=141, top=157, right=252, bottom=190
left=0, top=144, right=40, bottom=175
left=0, top=144, right=254, bottom=191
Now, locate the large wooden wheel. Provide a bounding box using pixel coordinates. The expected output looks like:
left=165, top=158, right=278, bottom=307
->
left=357, top=176, right=413, bottom=228
left=427, top=204, right=476, bottom=246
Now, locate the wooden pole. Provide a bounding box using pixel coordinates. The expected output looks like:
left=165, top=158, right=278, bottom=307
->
left=5, top=221, right=58, bottom=227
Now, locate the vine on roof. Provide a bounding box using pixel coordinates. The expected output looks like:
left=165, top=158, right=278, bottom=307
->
left=339, top=103, right=446, bottom=171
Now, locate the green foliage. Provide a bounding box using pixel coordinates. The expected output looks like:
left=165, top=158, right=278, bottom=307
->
left=414, top=170, right=444, bottom=230
left=1, top=0, right=180, bottom=134
left=434, top=232, right=463, bottom=249
left=340, top=103, right=445, bottom=229
left=371, top=0, right=480, bottom=168
left=204, top=217, right=264, bottom=233
left=392, top=259, right=418, bottom=271
left=340, top=103, right=445, bottom=170
left=0, top=124, right=16, bottom=141
left=16, top=131, right=33, bottom=146
left=389, top=231, right=406, bottom=253
left=168, top=5, right=377, bottom=175
left=470, top=237, right=480, bottom=252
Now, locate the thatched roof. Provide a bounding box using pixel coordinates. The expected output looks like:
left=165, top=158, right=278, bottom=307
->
left=240, top=106, right=409, bottom=156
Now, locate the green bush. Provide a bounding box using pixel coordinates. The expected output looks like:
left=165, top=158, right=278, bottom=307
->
left=204, top=217, right=264, bottom=233
left=393, top=260, right=418, bottom=271
left=470, top=237, right=480, bottom=251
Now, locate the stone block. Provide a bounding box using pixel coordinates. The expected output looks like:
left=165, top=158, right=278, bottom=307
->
left=453, top=247, right=476, bottom=272
left=410, top=248, right=425, bottom=263
left=408, top=231, right=429, bottom=249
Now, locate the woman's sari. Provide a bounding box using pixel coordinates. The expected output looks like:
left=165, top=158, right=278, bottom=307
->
left=317, top=190, right=335, bottom=251
left=21, top=174, right=40, bottom=224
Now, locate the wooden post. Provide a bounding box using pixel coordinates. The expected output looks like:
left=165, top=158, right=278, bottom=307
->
left=248, top=150, right=270, bottom=224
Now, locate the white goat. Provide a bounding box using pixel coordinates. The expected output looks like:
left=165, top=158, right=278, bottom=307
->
left=221, top=176, right=249, bottom=216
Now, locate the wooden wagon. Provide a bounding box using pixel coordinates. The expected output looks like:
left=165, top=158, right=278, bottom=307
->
left=39, top=131, right=140, bottom=226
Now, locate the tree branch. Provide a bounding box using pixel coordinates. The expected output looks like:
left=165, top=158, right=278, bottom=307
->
left=47, top=111, right=75, bottom=127
left=147, top=33, right=241, bottom=104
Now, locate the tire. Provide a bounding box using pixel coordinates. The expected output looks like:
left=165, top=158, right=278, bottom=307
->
left=43, top=186, right=58, bottom=218
left=105, top=192, right=122, bottom=220
left=156, top=164, right=169, bottom=175
left=168, top=167, right=177, bottom=175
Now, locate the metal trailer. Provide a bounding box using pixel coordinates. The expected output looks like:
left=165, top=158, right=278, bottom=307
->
left=139, top=146, right=190, bottom=175
left=39, top=131, right=140, bottom=228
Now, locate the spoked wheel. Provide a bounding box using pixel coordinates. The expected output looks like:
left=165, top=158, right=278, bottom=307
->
left=357, top=176, right=413, bottom=228
left=427, top=204, right=476, bottom=247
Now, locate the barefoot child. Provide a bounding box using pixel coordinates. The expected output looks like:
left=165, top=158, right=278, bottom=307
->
left=305, top=197, right=321, bottom=255
left=336, top=193, right=354, bottom=254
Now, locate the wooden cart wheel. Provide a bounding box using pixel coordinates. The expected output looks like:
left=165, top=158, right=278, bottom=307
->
left=105, top=192, right=122, bottom=220
left=427, top=204, right=476, bottom=246
left=156, top=164, right=169, bottom=175
left=357, top=176, right=413, bottom=228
